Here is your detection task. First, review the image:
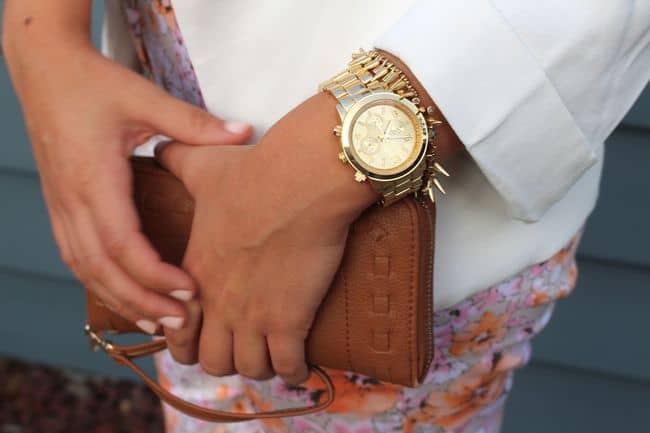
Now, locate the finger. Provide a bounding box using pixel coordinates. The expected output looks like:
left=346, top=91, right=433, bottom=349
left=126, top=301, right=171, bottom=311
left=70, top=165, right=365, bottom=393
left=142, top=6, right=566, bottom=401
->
left=56, top=202, right=89, bottom=282
left=87, top=281, right=162, bottom=335
left=42, top=185, right=81, bottom=278
left=56, top=211, right=159, bottom=334
left=198, top=307, right=235, bottom=377
left=153, top=140, right=194, bottom=182
left=86, top=161, right=197, bottom=300
left=138, top=84, right=253, bottom=146
left=71, top=206, right=188, bottom=326
left=233, top=329, right=274, bottom=380
left=48, top=206, right=76, bottom=274
left=266, top=334, right=310, bottom=385
left=165, top=299, right=202, bottom=365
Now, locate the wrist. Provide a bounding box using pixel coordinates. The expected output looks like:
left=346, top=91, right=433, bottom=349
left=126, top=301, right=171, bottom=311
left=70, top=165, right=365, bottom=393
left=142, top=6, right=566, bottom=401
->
left=254, top=92, right=378, bottom=223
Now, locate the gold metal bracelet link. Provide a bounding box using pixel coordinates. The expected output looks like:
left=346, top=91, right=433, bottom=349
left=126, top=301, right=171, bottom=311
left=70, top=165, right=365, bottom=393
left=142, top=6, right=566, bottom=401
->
left=321, top=49, right=450, bottom=205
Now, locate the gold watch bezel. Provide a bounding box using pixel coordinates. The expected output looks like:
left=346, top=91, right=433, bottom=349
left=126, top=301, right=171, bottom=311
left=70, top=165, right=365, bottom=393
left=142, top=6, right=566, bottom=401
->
left=340, top=92, right=429, bottom=182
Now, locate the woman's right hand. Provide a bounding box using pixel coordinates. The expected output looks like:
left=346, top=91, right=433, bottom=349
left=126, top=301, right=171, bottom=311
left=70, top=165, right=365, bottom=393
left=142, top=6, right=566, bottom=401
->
left=2, top=8, right=252, bottom=333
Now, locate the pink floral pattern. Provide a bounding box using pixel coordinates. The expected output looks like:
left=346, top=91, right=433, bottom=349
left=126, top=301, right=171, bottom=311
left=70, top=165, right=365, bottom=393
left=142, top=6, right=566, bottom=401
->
left=152, top=231, right=583, bottom=433
left=121, top=2, right=585, bottom=432
left=122, top=0, right=205, bottom=108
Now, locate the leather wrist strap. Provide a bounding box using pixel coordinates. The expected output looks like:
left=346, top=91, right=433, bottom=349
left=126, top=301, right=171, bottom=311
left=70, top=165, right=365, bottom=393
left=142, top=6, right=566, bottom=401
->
left=86, top=328, right=335, bottom=422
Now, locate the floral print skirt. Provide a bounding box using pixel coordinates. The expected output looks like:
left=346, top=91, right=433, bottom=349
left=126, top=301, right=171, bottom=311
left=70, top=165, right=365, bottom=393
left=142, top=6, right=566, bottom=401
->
left=154, top=230, right=582, bottom=433
left=119, top=2, right=585, bottom=432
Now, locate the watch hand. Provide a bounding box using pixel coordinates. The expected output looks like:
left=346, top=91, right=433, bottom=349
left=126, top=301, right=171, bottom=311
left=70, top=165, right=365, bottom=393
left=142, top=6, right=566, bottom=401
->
left=384, top=120, right=393, bottom=134
left=382, top=120, right=393, bottom=139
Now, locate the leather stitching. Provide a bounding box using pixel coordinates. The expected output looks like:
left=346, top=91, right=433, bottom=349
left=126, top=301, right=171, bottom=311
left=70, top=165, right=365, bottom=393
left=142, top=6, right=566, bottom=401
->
left=407, top=204, right=415, bottom=384
left=344, top=259, right=353, bottom=372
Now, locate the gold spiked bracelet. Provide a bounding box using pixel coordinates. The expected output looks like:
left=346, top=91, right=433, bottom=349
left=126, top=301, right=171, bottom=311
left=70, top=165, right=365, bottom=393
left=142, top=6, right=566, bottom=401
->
left=320, top=49, right=449, bottom=205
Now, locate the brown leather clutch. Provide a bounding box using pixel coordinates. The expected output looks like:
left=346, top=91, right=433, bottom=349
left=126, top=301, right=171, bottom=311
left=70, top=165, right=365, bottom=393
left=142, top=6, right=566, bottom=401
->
left=85, top=156, right=435, bottom=422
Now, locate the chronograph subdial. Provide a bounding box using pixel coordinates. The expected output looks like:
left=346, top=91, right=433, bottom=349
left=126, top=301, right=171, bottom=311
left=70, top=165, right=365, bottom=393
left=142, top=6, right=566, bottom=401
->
left=359, top=136, right=381, bottom=155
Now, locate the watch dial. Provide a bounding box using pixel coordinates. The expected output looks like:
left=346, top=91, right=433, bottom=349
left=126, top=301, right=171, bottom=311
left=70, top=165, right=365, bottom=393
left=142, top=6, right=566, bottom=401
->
left=351, top=104, right=418, bottom=172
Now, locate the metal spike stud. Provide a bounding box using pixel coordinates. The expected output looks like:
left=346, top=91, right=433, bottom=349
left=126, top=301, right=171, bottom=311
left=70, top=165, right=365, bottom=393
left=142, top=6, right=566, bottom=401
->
left=423, top=179, right=436, bottom=203
left=433, top=162, right=450, bottom=177
left=432, top=177, right=446, bottom=195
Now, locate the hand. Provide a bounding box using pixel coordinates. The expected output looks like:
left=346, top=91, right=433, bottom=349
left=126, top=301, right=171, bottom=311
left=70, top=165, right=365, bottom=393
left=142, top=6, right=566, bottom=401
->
left=156, top=92, right=377, bottom=383
left=3, top=22, right=252, bottom=332
left=155, top=50, right=462, bottom=383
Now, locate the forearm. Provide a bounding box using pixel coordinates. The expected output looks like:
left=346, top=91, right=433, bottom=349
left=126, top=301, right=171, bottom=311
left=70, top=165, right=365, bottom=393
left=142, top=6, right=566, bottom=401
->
left=2, top=0, right=93, bottom=64
left=2, top=0, right=96, bottom=102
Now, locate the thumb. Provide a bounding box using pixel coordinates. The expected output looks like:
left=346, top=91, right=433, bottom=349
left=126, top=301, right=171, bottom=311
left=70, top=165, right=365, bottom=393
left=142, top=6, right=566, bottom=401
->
left=154, top=141, right=194, bottom=182
left=143, top=85, right=253, bottom=146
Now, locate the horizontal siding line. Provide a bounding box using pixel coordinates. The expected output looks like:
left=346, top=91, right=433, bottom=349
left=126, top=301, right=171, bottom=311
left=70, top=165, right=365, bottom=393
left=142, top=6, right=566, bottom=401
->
left=577, top=253, right=650, bottom=275
left=0, top=264, right=78, bottom=286
left=0, top=164, right=38, bottom=179
left=529, top=358, right=650, bottom=389
left=616, top=123, right=650, bottom=135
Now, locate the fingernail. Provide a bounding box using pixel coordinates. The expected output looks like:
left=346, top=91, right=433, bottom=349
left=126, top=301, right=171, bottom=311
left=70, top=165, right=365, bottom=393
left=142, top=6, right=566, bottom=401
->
left=136, top=319, right=158, bottom=335
left=224, top=121, right=251, bottom=134
left=170, top=290, right=194, bottom=301
left=160, top=316, right=185, bottom=330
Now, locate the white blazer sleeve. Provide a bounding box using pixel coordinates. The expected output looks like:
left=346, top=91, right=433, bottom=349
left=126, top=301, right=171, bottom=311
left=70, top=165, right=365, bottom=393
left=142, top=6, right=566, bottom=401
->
left=375, top=0, right=650, bottom=222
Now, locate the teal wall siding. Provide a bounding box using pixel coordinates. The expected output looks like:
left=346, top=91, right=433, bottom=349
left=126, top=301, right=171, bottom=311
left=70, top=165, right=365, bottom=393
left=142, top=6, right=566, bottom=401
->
left=0, top=3, right=648, bottom=431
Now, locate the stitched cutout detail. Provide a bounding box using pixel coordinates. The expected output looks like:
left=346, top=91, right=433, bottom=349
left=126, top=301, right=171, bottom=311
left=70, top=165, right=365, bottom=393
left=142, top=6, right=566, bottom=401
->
left=373, top=295, right=390, bottom=314
left=343, top=269, right=353, bottom=372
left=407, top=204, right=415, bottom=383
left=372, top=331, right=390, bottom=353
left=373, top=256, right=390, bottom=277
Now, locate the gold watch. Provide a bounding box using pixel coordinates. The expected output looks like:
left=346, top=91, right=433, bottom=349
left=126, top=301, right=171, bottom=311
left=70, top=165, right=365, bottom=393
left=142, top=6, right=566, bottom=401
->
left=319, top=49, right=449, bottom=206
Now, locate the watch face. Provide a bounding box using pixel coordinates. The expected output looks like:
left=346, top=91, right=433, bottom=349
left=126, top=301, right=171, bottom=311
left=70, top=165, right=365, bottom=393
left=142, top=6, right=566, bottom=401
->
left=349, top=101, right=422, bottom=176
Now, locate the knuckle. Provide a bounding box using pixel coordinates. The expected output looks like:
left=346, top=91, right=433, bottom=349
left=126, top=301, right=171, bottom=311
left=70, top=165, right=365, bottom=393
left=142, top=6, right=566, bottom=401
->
left=84, top=254, right=107, bottom=279
left=109, top=303, right=131, bottom=319
left=273, top=360, right=303, bottom=380
left=118, top=296, right=138, bottom=312
left=74, top=173, right=100, bottom=203
left=198, top=349, right=233, bottom=377
left=199, top=359, right=232, bottom=377
left=273, top=315, right=311, bottom=337
left=166, top=333, right=194, bottom=350
left=243, top=302, right=271, bottom=329
left=236, top=360, right=270, bottom=381
left=168, top=347, right=197, bottom=365
left=171, top=353, right=197, bottom=366
left=187, top=109, right=213, bottom=134
left=104, top=236, right=128, bottom=260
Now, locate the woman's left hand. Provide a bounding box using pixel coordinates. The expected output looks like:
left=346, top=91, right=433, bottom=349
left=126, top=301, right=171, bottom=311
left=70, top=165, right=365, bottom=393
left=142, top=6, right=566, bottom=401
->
left=156, top=92, right=378, bottom=385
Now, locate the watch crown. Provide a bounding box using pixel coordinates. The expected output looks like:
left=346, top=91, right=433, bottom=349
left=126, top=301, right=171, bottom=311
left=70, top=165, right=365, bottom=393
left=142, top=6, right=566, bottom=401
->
left=354, top=172, right=367, bottom=182
left=338, top=152, right=348, bottom=163
left=333, top=125, right=342, bottom=137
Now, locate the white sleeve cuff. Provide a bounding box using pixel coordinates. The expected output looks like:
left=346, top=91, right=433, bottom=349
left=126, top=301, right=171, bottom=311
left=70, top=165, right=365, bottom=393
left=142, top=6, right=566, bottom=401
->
left=374, top=0, right=598, bottom=222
